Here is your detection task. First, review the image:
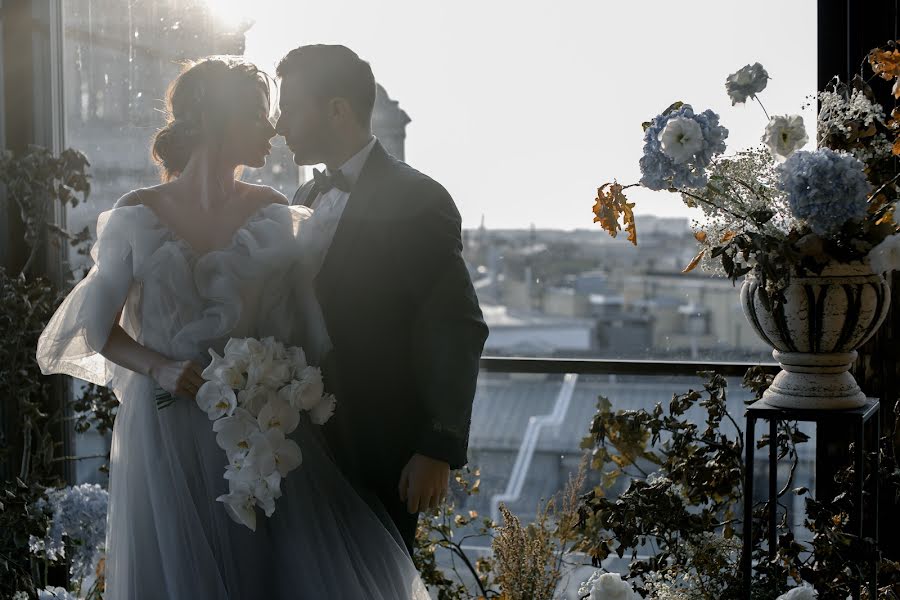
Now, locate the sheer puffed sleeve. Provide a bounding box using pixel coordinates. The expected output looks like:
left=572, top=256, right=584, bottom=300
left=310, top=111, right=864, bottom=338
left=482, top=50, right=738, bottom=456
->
left=36, top=207, right=136, bottom=387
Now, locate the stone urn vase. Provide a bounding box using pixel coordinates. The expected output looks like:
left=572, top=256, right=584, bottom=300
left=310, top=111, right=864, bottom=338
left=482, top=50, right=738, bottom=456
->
left=740, top=262, right=891, bottom=409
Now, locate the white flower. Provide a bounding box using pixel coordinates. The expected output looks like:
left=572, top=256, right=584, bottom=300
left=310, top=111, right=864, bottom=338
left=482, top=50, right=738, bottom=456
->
left=776, top=583, right=817, bottom=600
left=38, top=588, right=78, bottom=600
left=868, top=233, right=900, bottom=274
left=277, top=379, right=305, bottom=410
left=763, top=115, right=809, bottom=160
left=726, top=62, right=769, bottom=104
left=578, top=572, right=638, bottom=600
left=217, top=480, right=258, bottom=531
left=13, top=592, right=29, bottom=600
left=209, top=337, right=316, bottom=531
left=238, top=385, right=275, bottom=417
left=201, top=349, right=246, bottom=390
left=212, top=408, right=260, bottom=458
left=285, top=346, right=308, bottom=378
left=659, top=117, right=704, bottom=164
left=28, top=484, right=108, bottom=584
left=267, top=429, right=303, bottom=477
left=244, top=429, right=303, bottom=478
left=295, top=366, right=325, bottom=411
left=195, top=381, right=238, bottom=420
left=309, top=393, right=337, bottom=425
left=246, top=356, right=292, bottom=390
left=260, top=335, right=287, bottom=360
left=223, top=337, right=261, bottom=370
left=253, top=470, right=284, bottom=517
left=257, top=396, right=301, bottom=434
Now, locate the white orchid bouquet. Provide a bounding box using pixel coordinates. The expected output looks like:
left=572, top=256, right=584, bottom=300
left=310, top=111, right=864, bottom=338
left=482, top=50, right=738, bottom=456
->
left=194, top=336, right=336, bottom=530
left=592, top=42, right=900, bottom=305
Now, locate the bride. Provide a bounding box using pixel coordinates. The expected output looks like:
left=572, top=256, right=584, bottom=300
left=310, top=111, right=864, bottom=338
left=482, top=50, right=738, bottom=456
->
left=36, top=56, right=429, bottom=599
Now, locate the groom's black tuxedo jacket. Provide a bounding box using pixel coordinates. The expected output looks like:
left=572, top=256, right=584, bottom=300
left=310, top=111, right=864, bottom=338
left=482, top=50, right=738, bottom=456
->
left=292, top=142, right=488, bottom=545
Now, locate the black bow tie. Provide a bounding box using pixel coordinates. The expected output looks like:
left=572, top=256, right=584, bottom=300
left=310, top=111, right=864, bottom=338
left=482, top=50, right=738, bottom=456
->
left=312, top=168, right=351, bottom=194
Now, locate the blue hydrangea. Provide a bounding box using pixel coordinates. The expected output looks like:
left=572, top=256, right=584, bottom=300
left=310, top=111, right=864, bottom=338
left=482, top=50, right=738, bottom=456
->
left=29, top=484, right=108, bottom=583
left=639, top=104, right=729, bottom=191
left=37, top=588, right=77, bottom=600
left=776, top=148, right=872, bottom=237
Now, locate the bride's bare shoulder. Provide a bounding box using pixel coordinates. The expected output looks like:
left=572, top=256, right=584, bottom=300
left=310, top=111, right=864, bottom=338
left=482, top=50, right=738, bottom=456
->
left=237, top=181, right=288, bottom=206
left=113, top=184, right=171, bottom=209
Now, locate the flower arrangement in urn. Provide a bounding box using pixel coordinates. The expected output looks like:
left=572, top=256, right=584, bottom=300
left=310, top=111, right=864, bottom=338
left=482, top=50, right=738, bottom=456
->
left=592, top=41, right=900, bottom=409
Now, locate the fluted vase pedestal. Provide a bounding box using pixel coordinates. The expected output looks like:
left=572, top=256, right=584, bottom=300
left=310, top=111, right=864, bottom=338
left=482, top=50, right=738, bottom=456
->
left=740, top=263, right=891, bottom=410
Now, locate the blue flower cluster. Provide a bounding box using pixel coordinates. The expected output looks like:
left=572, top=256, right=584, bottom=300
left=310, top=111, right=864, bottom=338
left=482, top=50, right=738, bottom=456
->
left=29, top=483, right=109, bottom=583
left=639, top=104, right=729, bottom=191
left=776, top=148, right=872, bottom=237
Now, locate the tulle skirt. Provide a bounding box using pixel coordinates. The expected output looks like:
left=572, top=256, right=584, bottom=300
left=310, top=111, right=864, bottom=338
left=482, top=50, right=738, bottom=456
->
left=104, top=372, right=428, bottom=599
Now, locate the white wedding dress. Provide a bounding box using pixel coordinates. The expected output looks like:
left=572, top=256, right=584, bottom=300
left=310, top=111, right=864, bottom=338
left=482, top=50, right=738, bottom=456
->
left=36, top=201, right=430, bottom=599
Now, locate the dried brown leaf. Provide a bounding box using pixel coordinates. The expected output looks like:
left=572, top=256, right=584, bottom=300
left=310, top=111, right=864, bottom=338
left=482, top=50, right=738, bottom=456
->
left=592, top=181, right=637, bottom=246
left=683, top=250, right=705, bottom=273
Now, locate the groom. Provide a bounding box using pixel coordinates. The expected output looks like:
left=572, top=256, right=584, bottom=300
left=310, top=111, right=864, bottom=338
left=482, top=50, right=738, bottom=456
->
left=275, top=44, right=488, bottom=553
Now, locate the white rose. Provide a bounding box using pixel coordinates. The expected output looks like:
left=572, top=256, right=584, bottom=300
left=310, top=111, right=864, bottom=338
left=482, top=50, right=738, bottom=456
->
left=295, top=366, right=325, bottom=411
left=195, top=381, right=237, bottom=420
left=578, top=572, right=637, bottom=600
left=260, top=336, right=287, bottom=360
left=257, top=395, right=301, bottom=435
left=238, top=385, right=275, bottom=417
left=725, top=62, right=769, bottom=104
left=658, top=116, right=704, bottom=164
left=868, top=233, right=900, bottom=274
left=247, top=357, right=292, bottom=390
left=776, top=584, right=817, bottom=600
left=277, top=379, right=304, bottom=409
left=763, top=114, right=809, bottom=161
left=285, top=346, right=308, bottom=378
left=309, top=393, right=337, bottom=425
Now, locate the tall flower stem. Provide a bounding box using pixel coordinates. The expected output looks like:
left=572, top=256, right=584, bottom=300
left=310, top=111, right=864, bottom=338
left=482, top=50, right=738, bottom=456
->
left=752, top=94, right=771, bottom=120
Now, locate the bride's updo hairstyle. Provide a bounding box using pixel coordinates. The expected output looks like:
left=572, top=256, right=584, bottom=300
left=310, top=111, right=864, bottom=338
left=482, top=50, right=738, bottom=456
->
left=152, top=56, right=271, bottom=181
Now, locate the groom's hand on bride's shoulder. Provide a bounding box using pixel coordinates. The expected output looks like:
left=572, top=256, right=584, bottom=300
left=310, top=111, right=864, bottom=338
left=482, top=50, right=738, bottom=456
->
left=398, top=454, right=450, bottom=514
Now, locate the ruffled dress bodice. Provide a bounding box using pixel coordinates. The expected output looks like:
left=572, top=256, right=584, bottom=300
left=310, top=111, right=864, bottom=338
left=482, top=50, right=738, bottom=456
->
left=37, top=202, right=317, bottom=394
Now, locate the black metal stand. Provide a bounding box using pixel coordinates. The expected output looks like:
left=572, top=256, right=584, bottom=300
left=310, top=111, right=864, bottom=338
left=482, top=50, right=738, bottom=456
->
left=741, top=398, right=881, bottom=599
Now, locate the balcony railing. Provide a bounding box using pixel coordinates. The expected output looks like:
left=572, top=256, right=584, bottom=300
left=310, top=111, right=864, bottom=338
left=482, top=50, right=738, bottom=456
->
left=475, top=356, right=781, bottom=523
left=480, top=356, right=779, bottom=377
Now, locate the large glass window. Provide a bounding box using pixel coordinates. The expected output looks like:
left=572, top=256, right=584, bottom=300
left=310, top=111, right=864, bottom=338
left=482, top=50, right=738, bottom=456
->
left=62, top=1, right=817, bottom=502
left=65, top=1, right=817, bottom=362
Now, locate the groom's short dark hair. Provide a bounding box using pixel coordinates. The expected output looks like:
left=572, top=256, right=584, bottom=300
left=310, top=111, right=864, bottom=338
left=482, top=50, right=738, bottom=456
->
left=276, top=45, right=376, bottom=127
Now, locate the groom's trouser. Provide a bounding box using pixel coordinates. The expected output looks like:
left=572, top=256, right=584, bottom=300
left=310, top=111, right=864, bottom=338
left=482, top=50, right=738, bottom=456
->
left=370, top=459, right=419, bottom=556
left=321, top=356, right=419, bottom=556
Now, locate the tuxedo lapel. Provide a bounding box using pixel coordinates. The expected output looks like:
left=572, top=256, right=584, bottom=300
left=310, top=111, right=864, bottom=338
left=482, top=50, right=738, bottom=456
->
left=291, top=180, right=318, bottom=207
left=315, top=142, right=393, bottom=308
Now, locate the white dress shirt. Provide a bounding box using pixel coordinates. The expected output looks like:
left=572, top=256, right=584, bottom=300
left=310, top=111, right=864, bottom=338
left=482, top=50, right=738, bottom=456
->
left=304, top=136, right=377, bottom=270
left=300, top=136, right=377, bottom=356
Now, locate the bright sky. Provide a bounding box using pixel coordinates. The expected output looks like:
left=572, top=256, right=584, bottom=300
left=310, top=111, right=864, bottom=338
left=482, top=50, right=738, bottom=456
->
left=209, top=0, right=817, bottom=230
